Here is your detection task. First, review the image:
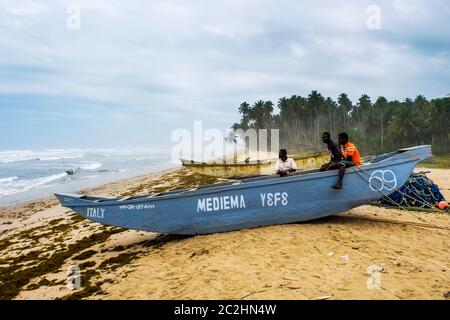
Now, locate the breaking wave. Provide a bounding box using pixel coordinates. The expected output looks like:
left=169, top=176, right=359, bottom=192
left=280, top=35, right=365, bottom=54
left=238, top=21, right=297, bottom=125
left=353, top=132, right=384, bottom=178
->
left=0, top=176, right=18, bottom=183
left=79, top=162, right=103, bottom=170
left=0, top=172, right=68, bottom=197
left=0, top=150, right=85, bottom=163
left=0, top=149, right=165, bottom=163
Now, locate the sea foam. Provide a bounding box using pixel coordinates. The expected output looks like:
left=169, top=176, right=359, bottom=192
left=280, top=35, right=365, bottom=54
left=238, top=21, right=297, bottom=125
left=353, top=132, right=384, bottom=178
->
left=0, top=176, right=18, bottom=183
left=0, top=172, right=68, bottom=197
left=0, top=149, right=85, bottom=163
left=79, top=162, right=103, bottom=170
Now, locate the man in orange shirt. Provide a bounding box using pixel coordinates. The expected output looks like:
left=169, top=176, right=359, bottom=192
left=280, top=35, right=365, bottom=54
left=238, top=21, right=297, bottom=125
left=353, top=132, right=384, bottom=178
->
left=332, top=132, right=361, bottom=189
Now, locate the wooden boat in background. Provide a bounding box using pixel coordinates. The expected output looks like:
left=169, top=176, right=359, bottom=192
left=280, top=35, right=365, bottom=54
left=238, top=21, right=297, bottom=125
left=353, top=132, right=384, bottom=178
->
left=56, top=146, right=432, bottom=235
left=180, top=151, right=329, bottom=178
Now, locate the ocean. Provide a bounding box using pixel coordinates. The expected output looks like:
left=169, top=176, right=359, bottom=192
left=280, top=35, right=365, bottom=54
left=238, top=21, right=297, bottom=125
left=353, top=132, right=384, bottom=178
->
left=0, top=149, right=175, bottom=207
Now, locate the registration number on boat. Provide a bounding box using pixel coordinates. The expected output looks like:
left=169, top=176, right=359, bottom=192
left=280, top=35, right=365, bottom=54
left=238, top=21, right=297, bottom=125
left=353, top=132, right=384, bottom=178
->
left=119, top=204, right=155, bottom=210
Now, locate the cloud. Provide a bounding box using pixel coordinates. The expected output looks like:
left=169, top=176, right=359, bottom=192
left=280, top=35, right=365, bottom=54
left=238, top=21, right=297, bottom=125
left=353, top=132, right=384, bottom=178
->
left=0, top=0, right=449, bottom=148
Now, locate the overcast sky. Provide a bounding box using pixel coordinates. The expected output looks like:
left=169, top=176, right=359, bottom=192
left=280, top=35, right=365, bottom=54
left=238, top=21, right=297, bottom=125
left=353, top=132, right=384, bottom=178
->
left=1, top=0, right=449, bottom=150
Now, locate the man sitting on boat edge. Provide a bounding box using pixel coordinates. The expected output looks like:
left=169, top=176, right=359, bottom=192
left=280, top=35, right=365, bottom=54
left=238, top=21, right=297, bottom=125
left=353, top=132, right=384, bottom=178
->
left=275, top=149, right=297, bottom=177
left=332, top=132, right=362, bottom=189
left=320, top=131, right=342, bottom=171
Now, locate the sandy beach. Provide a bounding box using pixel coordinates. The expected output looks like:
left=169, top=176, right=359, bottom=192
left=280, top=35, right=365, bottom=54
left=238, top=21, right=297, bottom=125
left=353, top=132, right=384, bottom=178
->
left=0, top=167, right=449, bottom=300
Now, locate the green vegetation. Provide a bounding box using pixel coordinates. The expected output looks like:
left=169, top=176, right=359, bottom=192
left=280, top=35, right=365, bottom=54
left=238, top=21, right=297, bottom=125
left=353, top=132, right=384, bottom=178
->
left=0, top=239, right=12, bottom=251
left=231, top=92, right=450, bottom=155
left=73, top=250, right=98, bottom=261
left=99, top=252, right=141, bottom=271
left=121, top=168, right=221, bottom=197
left=58, top=268, right=103, bottom=300
left=78, top=261, right=96, bottom=269
left=0, top=228, right=124, bottom=300
left=26, top=278, right=64, bottom=291
left=417, top=156, right=450, bottom=169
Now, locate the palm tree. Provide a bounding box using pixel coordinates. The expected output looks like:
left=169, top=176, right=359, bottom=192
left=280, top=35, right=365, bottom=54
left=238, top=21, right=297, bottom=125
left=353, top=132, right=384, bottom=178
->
left=373, top=96, right=388, bottom=151
left=262, top=101, right=274, bottom=129
left=232, top=92, right=448, bottom=155
left=306, top=91, right=326, bottom=146
left=238, top=102, right=251, bottom=130
left=337, top=93, right=352, bottom=131
left=427, top=97, right=450, bottom=154
left=413, top=95, right=429, bottom=145
left=325, top=97, right=338, bottom=134
left=386, top=99, right=421, bottom=148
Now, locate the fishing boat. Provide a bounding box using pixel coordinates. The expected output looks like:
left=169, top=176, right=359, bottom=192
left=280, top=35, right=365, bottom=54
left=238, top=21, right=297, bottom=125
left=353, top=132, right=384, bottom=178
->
left=180, top=151, right=329, bottom=178
left=55, top=145, right=431, bottom=235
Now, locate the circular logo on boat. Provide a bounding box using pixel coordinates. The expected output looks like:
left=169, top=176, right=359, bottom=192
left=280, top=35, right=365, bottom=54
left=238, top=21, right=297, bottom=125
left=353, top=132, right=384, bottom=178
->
left=369, top=170, right=397, bottom=192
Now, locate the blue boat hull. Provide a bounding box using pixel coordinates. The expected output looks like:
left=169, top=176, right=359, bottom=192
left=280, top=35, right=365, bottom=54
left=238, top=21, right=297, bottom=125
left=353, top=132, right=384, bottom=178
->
left=55, top=146, right=431, bottom=234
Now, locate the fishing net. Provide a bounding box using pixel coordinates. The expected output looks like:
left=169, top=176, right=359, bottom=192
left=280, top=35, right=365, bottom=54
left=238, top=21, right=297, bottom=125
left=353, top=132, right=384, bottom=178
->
left=379, top=172, right=446, bottom=209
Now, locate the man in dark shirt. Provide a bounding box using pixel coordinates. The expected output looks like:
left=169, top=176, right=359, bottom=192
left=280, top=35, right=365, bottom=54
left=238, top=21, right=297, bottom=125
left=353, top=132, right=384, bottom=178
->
left=320, top=132, right=342, bottom=171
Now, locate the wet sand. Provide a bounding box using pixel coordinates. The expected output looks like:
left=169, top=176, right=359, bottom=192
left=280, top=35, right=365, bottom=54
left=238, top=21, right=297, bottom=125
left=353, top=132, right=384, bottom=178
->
left=0, top=167, right=449, bottom=300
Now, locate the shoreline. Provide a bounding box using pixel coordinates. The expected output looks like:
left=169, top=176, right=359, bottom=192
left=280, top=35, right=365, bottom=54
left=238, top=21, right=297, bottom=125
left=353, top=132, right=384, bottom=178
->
left=3, top=167, right=180, bottom=206
left=0, top=163, right=178, bottom=208
left=0, top=167, right=449, bottom=300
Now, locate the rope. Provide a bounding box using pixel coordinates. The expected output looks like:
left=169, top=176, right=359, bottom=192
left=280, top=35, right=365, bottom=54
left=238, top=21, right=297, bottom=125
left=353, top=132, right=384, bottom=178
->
left=344, top=214, right=450, bottom=231
left=385, top=172, right=445, bottom=209
left=355, top=166, right=442, bottom=212
left=352, top=166, right=446, bottom=231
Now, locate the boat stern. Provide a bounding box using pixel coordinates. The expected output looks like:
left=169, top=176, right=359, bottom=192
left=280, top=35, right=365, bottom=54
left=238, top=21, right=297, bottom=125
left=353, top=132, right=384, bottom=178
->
left=54, top=193, right=88, bottom=207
